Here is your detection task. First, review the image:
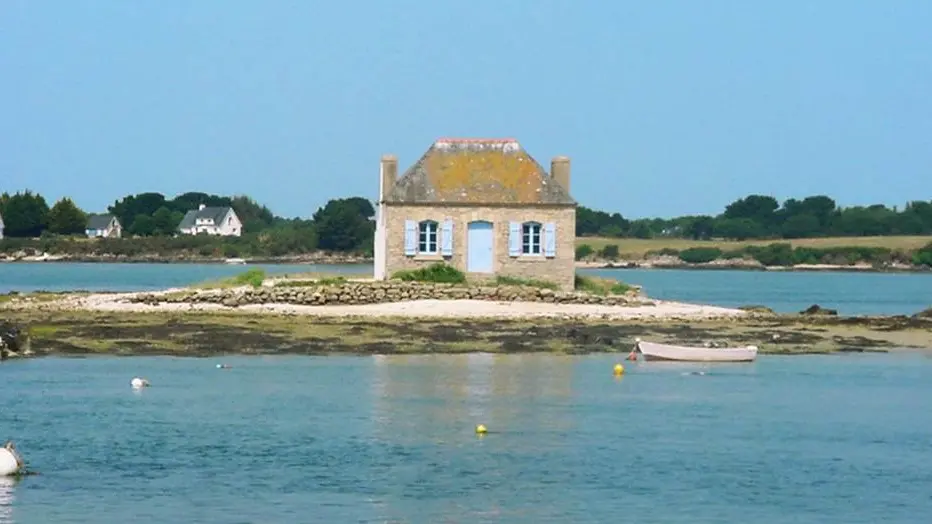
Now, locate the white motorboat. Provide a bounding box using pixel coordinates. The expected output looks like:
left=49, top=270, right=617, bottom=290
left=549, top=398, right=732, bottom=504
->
left=631, top=338, right=758, bottom=362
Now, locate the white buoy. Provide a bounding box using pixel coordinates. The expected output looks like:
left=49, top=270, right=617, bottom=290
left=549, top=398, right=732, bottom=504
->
left=130, top=377, right=150, bottom=389
left=0, top=442, right=23, bottom=476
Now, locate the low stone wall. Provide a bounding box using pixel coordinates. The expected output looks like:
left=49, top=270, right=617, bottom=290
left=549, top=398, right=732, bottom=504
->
left=129, top=281, right=649, bottom=308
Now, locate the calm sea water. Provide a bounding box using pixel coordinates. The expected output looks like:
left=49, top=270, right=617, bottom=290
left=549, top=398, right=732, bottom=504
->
left=2, top=262, right=930, bottom=315
left=0, top=263, right=371, bottom=293
left=3, top=353, right=932, bottom=523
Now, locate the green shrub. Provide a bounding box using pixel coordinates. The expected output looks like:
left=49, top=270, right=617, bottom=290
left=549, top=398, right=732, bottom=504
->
left=575, top=244, right=594, bottom=260
left=746, top=243, right=794, bottom=266
left=599, top=244, right=620, bottom=260
left=494, top=276, right=559, bottom=290
left=677, top=247, right=723, bottom=264
left=574, top=275, right=632, bottom=295
left=231, top=268, right=266, bottom=288
left=913, top=242, right=932, bottom=267
left=392, top=263, right=467, bottom=284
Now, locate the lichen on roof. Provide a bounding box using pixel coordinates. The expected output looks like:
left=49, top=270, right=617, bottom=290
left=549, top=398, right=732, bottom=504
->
left=386, top=138, right=575, bottom=205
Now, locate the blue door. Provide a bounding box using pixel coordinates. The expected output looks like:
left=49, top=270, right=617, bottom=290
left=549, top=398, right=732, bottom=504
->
left=467, top=221, right=494, bottom=273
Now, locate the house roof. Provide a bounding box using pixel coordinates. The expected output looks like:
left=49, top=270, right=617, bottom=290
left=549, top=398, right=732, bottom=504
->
left=385, top=138, right=576, bottom=206
left=86, top=214, right=116, bottom=230
left=178, top=206, right=233, bottom=230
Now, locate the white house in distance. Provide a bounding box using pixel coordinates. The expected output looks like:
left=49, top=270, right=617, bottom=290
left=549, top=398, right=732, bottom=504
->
left=85, top=214, right=123, bottom=238
left=177, top=204, right=243, bottom=236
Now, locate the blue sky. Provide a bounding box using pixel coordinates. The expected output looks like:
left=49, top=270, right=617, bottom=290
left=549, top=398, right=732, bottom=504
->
left=2, top=1, right=930, bottom=219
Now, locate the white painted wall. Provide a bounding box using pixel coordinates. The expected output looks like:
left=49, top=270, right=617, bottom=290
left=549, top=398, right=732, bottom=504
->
left=373, top=163, right=388, bottom=280
left=180, top=209, right=243, bottom=237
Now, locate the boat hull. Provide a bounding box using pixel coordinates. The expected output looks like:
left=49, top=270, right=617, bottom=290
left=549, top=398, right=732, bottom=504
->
left=636, top=340, right=758, bottom=362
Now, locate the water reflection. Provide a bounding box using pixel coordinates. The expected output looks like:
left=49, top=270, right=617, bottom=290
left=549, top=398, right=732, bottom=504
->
left=370, top=354, right=578, bottom=441
left=369, top=353, right=583, bottom=519
left=0, top=477, right=15, bottom=524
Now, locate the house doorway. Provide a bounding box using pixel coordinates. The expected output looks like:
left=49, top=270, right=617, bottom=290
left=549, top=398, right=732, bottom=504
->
left=467, top=221, right=494, bottom=273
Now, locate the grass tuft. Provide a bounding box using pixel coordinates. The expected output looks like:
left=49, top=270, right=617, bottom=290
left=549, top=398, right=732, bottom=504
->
left=392, top=263, right=467, bottom=284
left=574, top=275, right=632, bottom=296
left=494, top=276, right=559, bottom=290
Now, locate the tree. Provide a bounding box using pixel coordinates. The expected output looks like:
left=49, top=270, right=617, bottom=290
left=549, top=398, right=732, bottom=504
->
left=682, top=215, right=715, bottom=240
left=713, top=217, right=764, bottom=240
left=780, top=214, right=820, bottom=239
left=723, top=194, right=779, bottom=234
left=230, top=195, right=276, bottom=233
left=170, top=192, right=232, bottom=214
left=0, top=190, right=50, bottom=237
left=109, top=192, right=167, bottom=233
left=129, top=214, right=157, bottom=236
left=151, top=206, right=181, bottom=236
left=312, top=197, right=375, bottom=252
left=47, top=197, right=88, bottom=235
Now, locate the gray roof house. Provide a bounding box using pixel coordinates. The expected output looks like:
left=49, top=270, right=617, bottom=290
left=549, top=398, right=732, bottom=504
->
left=85, top=214, right=122, bottom=238
left=178, top=204, right=243, bottom=237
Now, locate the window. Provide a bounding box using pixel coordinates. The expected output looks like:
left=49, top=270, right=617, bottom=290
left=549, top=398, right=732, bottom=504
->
left=418, top=220, right=438, bottom=254
left=522, top=222, right=542, bottom=255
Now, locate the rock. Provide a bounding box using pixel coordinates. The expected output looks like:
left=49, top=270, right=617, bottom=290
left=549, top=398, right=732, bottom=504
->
left=739, top=305, right=776, bottom=315
left=914, top=307, right=932, bottom=319
left=0, top=322, right=30, bottom=360
left=800, top=304, right=838, bottom=316
left=124, top=280, right=650, bottom=309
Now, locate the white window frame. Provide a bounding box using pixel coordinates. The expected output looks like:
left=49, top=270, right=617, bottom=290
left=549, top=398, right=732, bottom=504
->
left=521, top=222, right=542, bottom=255
left=418, top=220, right=439, bottom=254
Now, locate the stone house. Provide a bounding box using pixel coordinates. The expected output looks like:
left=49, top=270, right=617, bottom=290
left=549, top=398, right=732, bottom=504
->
left=373, top=138, right=577, bottom=291
left=178, top=204, right=243, bottom=237
left=85, top=214, right=123, bottom=238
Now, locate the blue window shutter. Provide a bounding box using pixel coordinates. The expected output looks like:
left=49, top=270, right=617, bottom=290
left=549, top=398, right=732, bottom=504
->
left=441, top=218, right=453, bottom=256
left=544, top=222, right=556, bottom=257
left=508, top=221, right=522, bottom=256
left=404, top=220, right=417, bottom=255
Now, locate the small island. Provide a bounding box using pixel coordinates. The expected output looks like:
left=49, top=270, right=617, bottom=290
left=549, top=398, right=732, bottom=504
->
left=3, top=266, right=931, bottom=360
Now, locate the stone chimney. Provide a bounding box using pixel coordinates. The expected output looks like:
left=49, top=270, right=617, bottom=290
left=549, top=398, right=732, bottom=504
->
left=551, top=156, right=570, bottom=192
left=380, top=154, right=398, bottom=202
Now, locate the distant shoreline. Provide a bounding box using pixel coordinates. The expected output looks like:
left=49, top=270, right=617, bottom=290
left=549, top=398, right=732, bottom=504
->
left=0, top=254, right=371, bottom=266
left=576, top=260, right=932, bottom=274
left=2, top=255, right=930, bottom=275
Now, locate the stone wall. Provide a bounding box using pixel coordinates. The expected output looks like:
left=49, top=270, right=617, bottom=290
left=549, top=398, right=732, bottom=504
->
left=382, top=204, right=576, bottom=291
left=129, top=281, right=647, bottom=308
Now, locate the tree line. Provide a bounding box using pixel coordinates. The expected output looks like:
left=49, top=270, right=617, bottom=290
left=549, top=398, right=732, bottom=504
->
left=0, top=190, right=376, bottom=256
left=2, top=189, right=931, bottom=258
left=577, top=194, right=932, bottom=240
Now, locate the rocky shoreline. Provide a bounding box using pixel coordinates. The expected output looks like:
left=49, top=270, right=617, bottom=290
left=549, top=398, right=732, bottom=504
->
left=0, top=251, right=371, bottom=265
left=2, top=278, right=930, bottom=359
left=578, top=256, right=931, bottom=273
left=4, top=251, right=930, bottom=273
left=1, top=304, right=930, bottom=359
left=129, top=281, right=648, bottom=308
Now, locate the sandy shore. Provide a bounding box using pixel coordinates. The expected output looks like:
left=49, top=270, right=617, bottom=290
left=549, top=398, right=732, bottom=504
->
left=49, top=289, right=747, bottom=320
